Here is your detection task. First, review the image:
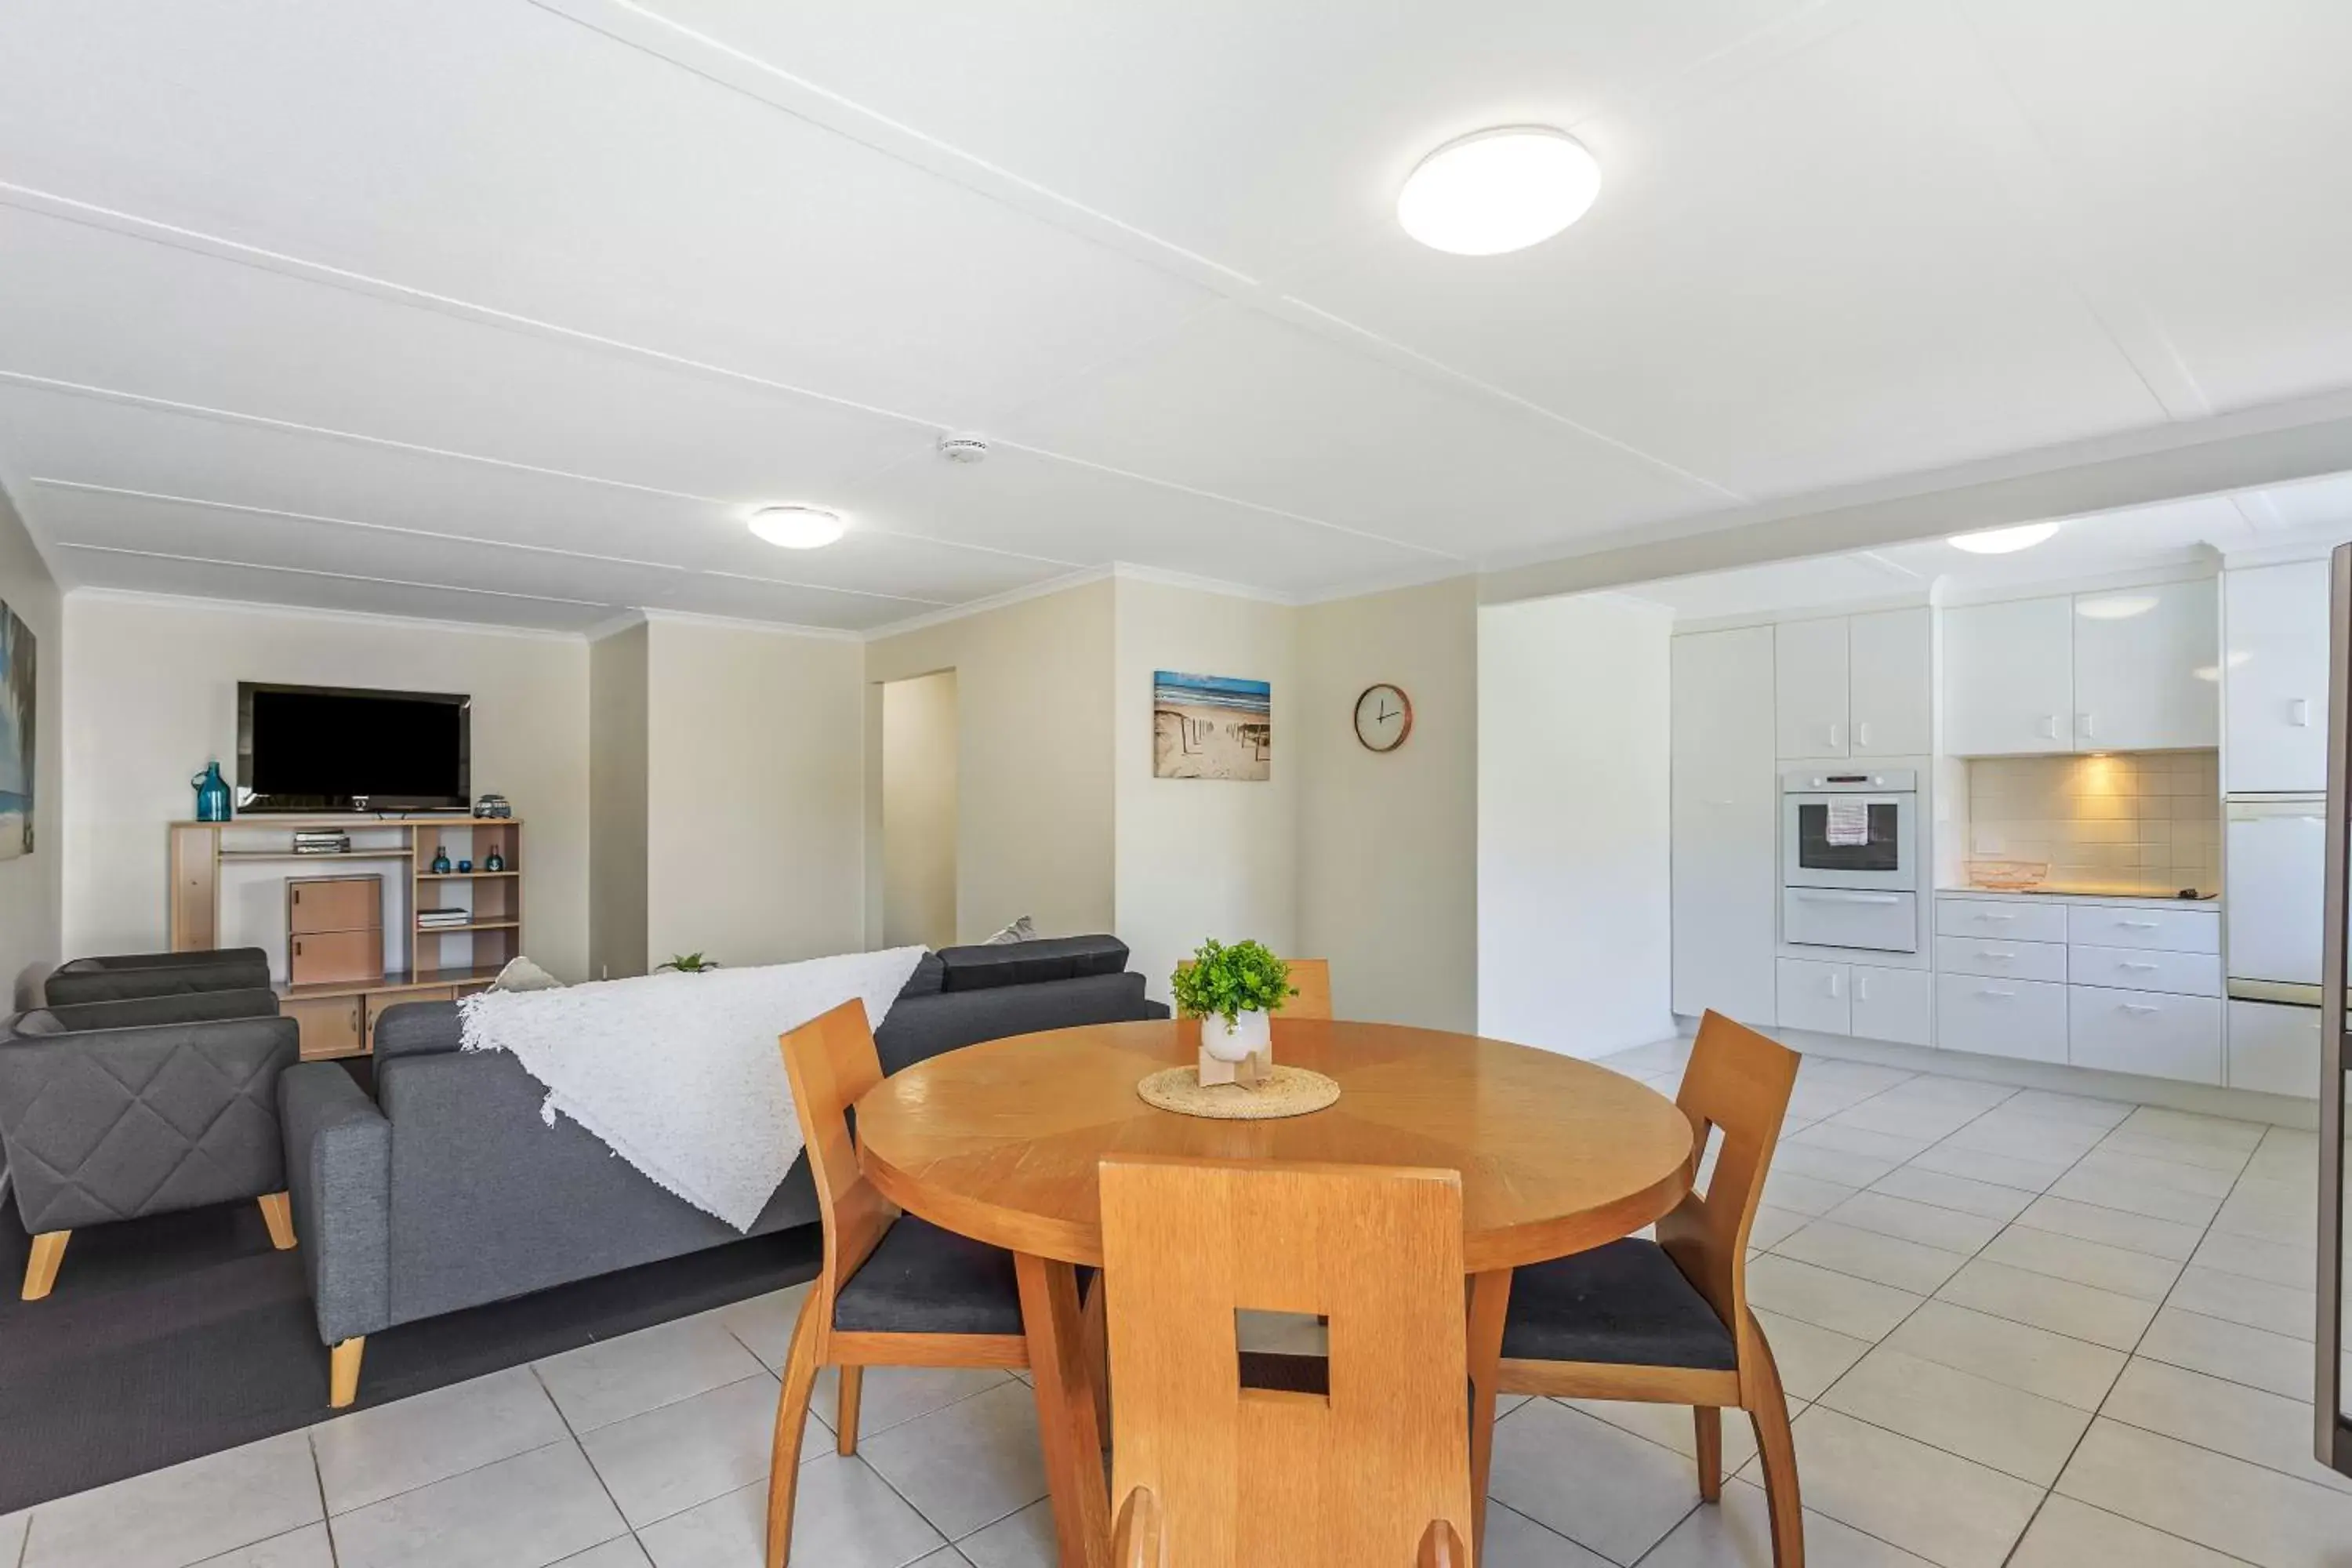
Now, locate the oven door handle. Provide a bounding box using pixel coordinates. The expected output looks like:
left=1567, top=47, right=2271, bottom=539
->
left=1790, top=891, right=1904, bottom=905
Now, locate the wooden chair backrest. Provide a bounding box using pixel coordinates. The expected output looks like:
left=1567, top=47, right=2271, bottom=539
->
left=1284, top=958, right=1333, bottom=1021
left=1101, top=1156, right=1472, bottom=1568
left=779, top=999, right=898, bottom=1344
left=1656, top=1011, right=1798, bottom=1376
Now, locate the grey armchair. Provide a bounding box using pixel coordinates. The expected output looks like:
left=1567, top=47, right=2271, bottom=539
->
left=0, top=993, right=299, bottom=1300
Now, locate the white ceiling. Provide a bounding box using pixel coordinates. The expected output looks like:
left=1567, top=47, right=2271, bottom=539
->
left=1620, top=469, right=2352, bottom=621
left=3, top=1, right=2350, bottom=633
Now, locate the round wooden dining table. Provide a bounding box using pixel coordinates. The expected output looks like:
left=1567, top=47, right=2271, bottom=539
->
left=854, top=1017, right=1696, bottom=1568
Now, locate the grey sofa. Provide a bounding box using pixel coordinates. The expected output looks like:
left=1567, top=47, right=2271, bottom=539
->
left=280, top=935, right=1167, bottom=1404
left=0, top=985, right=299, bottom=1301
left=43, top=947, right=273, bottom=1007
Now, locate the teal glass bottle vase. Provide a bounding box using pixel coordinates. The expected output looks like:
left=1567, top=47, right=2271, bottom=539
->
left=191, top=761, right=231, bottom=822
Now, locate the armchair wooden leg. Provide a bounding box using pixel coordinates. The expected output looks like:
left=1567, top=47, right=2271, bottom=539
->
left=766, top=1288, right=824, bottom=1568
left=1744, top=1313, right=1805, bottom=1568
left=329, top=1338, right=366, bottom=1409
left=258, top=1192, right=297, bottom=1250
left=1694, top=1406, right=1722, bottom=1503
left=21, top=1230, right=68, bottom=1301
left=835, top=1366, right=863, bottom=1457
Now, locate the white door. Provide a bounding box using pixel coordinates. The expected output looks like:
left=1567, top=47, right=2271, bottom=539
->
left=2073, top=579, right=2219, bottom=752
left=1774, top=618, right=1849, bottom=759
left=2225, top=800, right=2328, bottom=986
left=1942, top=597, right=2073, bottom=756
left=2224, top=561, right=2331, bottom=794
left=1848, top=607, right=1931, bottom=757
left=1671, top=628, right=1779, bottom=1024
left=1852, top=964, right=1932, bottom=1046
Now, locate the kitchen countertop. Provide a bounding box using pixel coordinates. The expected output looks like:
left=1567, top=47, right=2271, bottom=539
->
left=1936, top=884, right=2220, bottom=907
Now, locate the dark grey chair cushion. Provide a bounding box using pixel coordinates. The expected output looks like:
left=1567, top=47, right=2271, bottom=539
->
left=0, top=1014, right=299, bottom=1233
left=833, top=1214, right=1025, bottom=1337
left=45, top=949, right=273, bottom=1007
left=372, top=999, right=465, bottom=1062
left=1501, top=1238, right=1738, bottom=1371
left=936, top=935, right=1131, bottom=993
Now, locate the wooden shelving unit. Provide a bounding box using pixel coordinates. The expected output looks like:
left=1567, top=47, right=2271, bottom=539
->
left=168, top=815, right=524, bottom=1059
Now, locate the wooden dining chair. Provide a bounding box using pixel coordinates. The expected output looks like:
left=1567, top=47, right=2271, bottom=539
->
left=764, top=999, right=1037, bottom=1568
left=1491, top=1010, right=1806, bottom=1566
left=1100, top=1155, right=1475, bottom=1568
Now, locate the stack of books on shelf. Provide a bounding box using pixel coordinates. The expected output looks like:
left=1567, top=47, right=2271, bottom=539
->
left=292, top=831, right=350, bottom=855
left=416, top=908, right=472, bottom=931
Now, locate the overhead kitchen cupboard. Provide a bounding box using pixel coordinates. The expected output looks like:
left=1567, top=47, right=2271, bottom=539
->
left=1773, top=608, right=1930, bottom=759
left=1672, top=626, right=1778, bottom=1024
left=2223, top=560, right=2331, bottom=794
left=1943, top=581, right=2216, bottom=755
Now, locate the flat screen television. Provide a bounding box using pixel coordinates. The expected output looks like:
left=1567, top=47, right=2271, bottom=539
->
left=236, top=682, right=470, bottom=813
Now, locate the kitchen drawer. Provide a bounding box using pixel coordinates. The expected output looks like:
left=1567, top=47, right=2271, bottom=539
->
left=2227, top=1000, right=2321, bottom=1098
left=1934, top=935, right=2067, bottom=984
left=1777, top=959, right=1850, bottom=1036
left=1936, top=973, right=2068, bottom=1064
left=2069, top=944, right=2220, bottom=997
left=2066, top=904, right=2219, bottom=954
left=289, top=875, right=381, bottom=935
left=1852, top=964, right=1931, bottom=1046
left=1784, top=888, right=1917, bottom=953
left=1936, top=898, right=2067, bottom=946
left=2068, top=986, right=2222, bottom=1084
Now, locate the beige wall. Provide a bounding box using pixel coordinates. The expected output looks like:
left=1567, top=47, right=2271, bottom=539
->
left=644, top=617, right=866, bottom=967
left=588, top=622, right=649, bottom=978
left=0, top=485, right=61, bottom=1008
left=1296, top=577, right=1479, bottom=1030
left=60, top=593, right=593, bottom=980
left=881, top=669, right=959, bottom=950
left=1112, top=578, right=1298, bottom=1004
left=865, top=579, right=1116, bottom=946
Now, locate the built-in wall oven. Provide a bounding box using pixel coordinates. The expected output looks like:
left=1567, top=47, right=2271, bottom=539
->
left=1782, top=768, right=1920, bottom=952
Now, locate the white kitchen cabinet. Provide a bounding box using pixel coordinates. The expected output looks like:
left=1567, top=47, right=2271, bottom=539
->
left=1777, top=957, right=1852, bottom=1035
left=2224, top=561, right=2331, bottom=794
left=1848, top=608, right=1933, bottom=757
left=1942, top=597, right=2074, bottom=756
left=1672, top=628, right=1779, bottom=1025
left=2068, top=986, right=2222, bottom=1084
left=1774, top=618, right=1849, bottom=758
left=1852, top=964, right=1932, bottom=1046
left=2072, top=579, right=2218, bottom=752
left=1936, top=972, right=2069, bottom=1063
left=2227, top=1000, right=2321, bottom=1098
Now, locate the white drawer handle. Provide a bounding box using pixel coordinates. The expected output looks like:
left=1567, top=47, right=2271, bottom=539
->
left=1976, top=949, right=2016, bottom=960
left=2117, top=920, right=2158, bottom=930
left=1797, top=891, right=1902, bottom=905
left=2122, top=1003, right=2160, bottom=1016
left=1976, top=987, right=2017, bottom=1000
left=1973, top=913, right=2016, bottom=923
left=2292, top=697, right=2312, bottom=728
left=2118, top=960, right=2158, bottom=971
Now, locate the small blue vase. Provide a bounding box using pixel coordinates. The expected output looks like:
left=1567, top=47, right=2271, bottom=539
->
left=191, top=761, right=231, bottom=822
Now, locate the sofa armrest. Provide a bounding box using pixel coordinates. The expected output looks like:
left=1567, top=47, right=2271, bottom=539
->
left=281, top=1064, right=391, bottom=1345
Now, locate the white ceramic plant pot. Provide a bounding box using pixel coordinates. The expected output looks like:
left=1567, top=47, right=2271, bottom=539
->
left=1200, top=1007, right=1272, bottom=1062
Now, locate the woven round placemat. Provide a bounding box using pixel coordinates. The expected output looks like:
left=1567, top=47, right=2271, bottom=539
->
left=1134, top=1064, right=1341, bottom=1120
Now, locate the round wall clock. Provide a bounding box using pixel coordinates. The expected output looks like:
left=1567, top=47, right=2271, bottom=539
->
left=1353, top=683, right=1414, bottom=753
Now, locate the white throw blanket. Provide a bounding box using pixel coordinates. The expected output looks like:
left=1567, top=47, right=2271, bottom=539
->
left=459, top=947, right=927, bottom=1231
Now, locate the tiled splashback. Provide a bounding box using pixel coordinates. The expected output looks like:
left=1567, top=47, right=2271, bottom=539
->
left=1965, top=750, right=2220, bottom=895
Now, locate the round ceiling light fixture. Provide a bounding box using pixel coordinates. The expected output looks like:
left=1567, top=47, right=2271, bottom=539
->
left=1948, top=521, right=2060, bottom=555
left=1397, top=127, right=1601, bottom=256
left=749, top=504, right=847, bottom=550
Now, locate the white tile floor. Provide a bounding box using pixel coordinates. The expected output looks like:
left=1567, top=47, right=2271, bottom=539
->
left=5, top=1044, right=2348, bottom=1568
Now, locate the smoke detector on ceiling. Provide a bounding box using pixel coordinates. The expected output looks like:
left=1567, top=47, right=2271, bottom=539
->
left=937, top=434, right=991, bottom=465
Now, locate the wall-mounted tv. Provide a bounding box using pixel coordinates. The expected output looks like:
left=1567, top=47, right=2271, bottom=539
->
left=236, top=683, right=470, bottom=813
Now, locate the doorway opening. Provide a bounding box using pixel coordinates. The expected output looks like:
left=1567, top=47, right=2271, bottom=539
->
left=881, top=669, right=958, bottom=951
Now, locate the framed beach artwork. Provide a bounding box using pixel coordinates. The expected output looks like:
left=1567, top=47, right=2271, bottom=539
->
left=1152, top=670, right=1271, bottom=782
left=0, top=598, right=32, bottom=859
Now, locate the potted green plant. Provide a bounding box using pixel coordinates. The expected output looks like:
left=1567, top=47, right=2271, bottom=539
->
left=1171, top=938, right=1294, bottom=1065
left=657, top=952, right=720, bottom=974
